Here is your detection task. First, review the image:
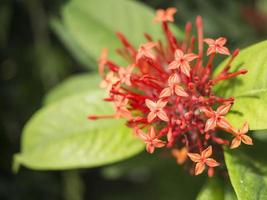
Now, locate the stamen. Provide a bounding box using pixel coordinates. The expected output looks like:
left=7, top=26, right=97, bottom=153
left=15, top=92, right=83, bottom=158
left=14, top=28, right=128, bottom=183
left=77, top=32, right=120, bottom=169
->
left=212, top=69, right=247, bottom=84
left=88, top=115, right=114, bottom=120
left=196, top=16, right=204, bottom=70
left=162, top=22, right=179, bottom=52
left=182, top=22, right=192, bottom=51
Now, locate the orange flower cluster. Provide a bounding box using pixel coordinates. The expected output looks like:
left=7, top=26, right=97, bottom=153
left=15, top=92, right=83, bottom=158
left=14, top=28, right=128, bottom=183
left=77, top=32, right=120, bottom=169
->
left=89, top=8, right=253, bottom=176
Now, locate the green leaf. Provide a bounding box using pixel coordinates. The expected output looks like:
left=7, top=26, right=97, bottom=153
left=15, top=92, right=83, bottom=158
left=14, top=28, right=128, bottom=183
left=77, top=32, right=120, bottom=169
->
left=54, top=0, right=182, bottom=66
left=197, top=177, right=237, bottom=200
left=44, top=73, right=100, bottom=105
left=197, top=178, right=224, bottom=200
left=50, top=18, right=96, bottom=69
left=214, top=40, right=267, bottom=130
left=224, top=139, right=267, bottom=200
left=14, top=90, right=144, bottom=170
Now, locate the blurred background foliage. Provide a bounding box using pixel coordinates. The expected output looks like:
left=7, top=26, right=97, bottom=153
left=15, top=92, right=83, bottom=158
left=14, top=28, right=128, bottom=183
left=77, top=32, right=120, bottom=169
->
left=0, top=0, right=266, bottom=199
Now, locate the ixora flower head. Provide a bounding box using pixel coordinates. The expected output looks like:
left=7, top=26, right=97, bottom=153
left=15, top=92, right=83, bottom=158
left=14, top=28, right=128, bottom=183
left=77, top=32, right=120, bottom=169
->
left=88, top=8, right=253, bottom=176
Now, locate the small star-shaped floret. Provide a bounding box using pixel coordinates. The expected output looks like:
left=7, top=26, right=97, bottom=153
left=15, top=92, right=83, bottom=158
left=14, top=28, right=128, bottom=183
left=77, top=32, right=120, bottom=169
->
left=145, top=99, right=169, bottom=122
left=154, top=7, right=177, bottom=23
left=201, top=104, right=232, bottom=132
left=118, top=64, right=134, bottom=86
left=204, top=37, right=230, bottom=56
left=137, top=127, right=165, bottom=153
left=168, top=49, right=198, bottom=77
left=188, top=146, right=220, bottom=175
left=230, top=122, right=253, bottom=149
left=160, top=73, right=188, bottom=98
left=172, top=147, right=188, bottom=164
left=100, top=72, right=119, bottom=92
left=136, top=42, right=157, bottom=61
left=113, top=96, right=132, bottom=119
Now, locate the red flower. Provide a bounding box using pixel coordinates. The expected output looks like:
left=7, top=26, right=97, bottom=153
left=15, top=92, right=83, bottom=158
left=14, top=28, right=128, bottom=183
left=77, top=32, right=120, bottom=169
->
left=136, top=42, right=157, bottom=61
left=89, top=8, right=250, bottom=176
left=204, top=37, right=230, bottom=56
left=145, top=99, right=169, bottom=122
left=118, top=64, right=134, bottom=86
left=113, top=96, right=132, bottom=119
left=159, top=73, right=188, bottom=98
left=230, top=122, right=253, bottom=149
left=188, top=146, right=220, bottom=175
left=201, top=104, right=232, bottom=132
left=154, top=7, right=177, bottom=23
left=168, top=49, right=198, bottom=77
left=172, top=147, right=188, bottom=164
left=100, top=72, right=119, bottom=92
left=137, top=127, right=165, bottom=153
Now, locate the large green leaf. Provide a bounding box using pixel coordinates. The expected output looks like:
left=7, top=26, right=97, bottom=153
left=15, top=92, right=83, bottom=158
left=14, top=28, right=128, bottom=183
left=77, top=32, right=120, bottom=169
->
left=14, top=90, right=144, bottom=170
left=224, top=139, right=267, bottom=200
left=197, top=177, right=237, bottom=200
left=50, top=18, right=96, bottom=69
left=44, top=73, right=100, bottom=105
left=215, top=40, right=267, bottom=130
left=53, top=0, right=182, bottom=67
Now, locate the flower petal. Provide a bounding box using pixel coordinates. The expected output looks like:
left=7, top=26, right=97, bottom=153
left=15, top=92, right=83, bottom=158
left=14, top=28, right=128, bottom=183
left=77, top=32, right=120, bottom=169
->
left=172, top=148, right=188, bottom=164
left=153, top=139, right=166, bottom=148
left=100, top=79, right=108, bottom=89
left=147, top=111, right=156, bottom=123
left=230, top=137, right=241, bottom=149
left=145, top=99, right=156, bottom=111
left=207, top=47, right=215, bottom=56
left=143, top=51, right=155, bottom=60
left=168, top=60, right=180, bottom=70
left=217, top=104, right=232, bottom=115
left=216, top=37, right=227, bottom=46
left=157, top=99, right=168, bottom=108
left=241, top=135, right=253, bottom=145
left=168, top=73, right=180, bottom=85
left=201, top=145, right=212, bottom=158
left=157, top=110, right=169, bottom=122
left=201, top=107, right=214, bottom=118
left=144, top=42, right=158, bottom=49
left=217, top=117, right=232, bottom=131
left=174, top=49, right=184, bottom=59
left=187, top=153, right=201, bottom=162
left=137, top=129, right=148, bottom=141
left=136, top=42, right=157, bottom=61
left=148, top=126, right=156, bottom=138
left=204, top=38, right=215, bottom=45
left=155, top=9, right=164, bottom=18
left=195, top=162, right=205, bottom=175
left=184, top=53, right=198, bottom=61
left=174, top=85, right=188, bottom=97
left=146, top=143, right=155, bottom=154
left=217, top=46, right=230, bottom=55
left=241, top=122, right=249, bottom=134
left=204, top=117, right=217, bottom=132
left=116, top=108, right=132, bottom=119
left=205, top=158, right=220, bottom=167
left=180, top=62, right=191, bottom=77
left=166, top=7, right=177, bottom=22
left=159, top=87, right=172, bottom=98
